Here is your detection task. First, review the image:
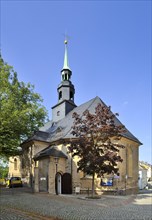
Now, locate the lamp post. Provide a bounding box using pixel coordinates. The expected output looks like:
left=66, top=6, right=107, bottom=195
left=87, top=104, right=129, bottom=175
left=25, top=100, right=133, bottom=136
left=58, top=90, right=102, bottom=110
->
left=54, top=157, right=59, bottom=195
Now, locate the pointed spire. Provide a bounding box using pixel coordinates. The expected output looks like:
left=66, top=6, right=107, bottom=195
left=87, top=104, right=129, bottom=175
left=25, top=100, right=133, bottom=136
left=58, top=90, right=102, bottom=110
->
left=63, top=39, right=71, bottom=70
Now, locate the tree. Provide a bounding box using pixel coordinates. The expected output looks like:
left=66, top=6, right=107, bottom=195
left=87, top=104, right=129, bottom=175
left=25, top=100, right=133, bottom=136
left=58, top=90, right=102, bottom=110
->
left=0, top=162, right=8, bottom=179
left=0, top=55, right=48, bottom=159
left=68, top=103, right=126, bottom=197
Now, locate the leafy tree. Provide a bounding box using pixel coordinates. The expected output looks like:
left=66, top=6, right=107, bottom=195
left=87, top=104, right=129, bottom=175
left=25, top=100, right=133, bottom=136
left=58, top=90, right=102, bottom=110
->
left=0, top=55, right=48, bottom=159
left=0, top=163, right=8, bottom=179
left=68, top=103, right=126, bottom=197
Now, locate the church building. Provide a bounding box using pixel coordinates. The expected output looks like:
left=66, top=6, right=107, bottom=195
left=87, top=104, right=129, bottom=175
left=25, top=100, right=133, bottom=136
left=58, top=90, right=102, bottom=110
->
left=8, top=40, right=142, bottom=195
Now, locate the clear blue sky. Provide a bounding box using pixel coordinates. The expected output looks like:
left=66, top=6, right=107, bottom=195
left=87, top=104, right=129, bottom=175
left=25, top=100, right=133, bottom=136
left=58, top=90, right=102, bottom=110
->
left=1, top=1, right=151, bottom=164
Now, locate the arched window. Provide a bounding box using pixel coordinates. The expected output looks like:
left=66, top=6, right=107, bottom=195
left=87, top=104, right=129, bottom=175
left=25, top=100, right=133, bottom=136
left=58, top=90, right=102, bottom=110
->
left=14, top=158, right=17, bottom=170
left=126, top=146, right=133, bottom=177
left=65, top=74, right=67, bottom=80
left=59, top=91, right=62, bottom=100
left=70, top=91, right=73, bottom=100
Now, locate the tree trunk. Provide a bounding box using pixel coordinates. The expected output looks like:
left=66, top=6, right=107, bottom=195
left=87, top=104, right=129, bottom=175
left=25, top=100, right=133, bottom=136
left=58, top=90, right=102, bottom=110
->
left=92, top=172, right=95, bottom=197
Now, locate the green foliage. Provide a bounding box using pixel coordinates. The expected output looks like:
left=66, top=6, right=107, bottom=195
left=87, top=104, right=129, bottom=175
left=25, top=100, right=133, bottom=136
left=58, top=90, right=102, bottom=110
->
left=0, top=164, right=8, bottom=178
left=0, top=56, right=48, bottom=158
left=68, top=103, right=126, bottom=196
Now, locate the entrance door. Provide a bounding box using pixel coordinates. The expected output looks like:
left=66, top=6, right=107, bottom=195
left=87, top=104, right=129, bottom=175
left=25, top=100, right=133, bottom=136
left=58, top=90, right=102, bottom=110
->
left=62, top=173, right=72, bottom=194
left=55, top=173, right=62, bottom=194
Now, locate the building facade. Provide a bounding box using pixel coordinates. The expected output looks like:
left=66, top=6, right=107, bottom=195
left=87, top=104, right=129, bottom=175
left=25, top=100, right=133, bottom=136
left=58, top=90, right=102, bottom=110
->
left=138, top=161, right=152, bottom=189
left=8, top=41, right=142, bottom=194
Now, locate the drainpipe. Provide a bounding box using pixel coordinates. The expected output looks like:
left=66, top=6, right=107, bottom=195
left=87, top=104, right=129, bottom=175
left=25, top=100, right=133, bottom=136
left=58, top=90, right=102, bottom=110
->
left=125, top=148, right=128, bottom=195
left=71, top=155, right=73, bottom=193
left=30, top=144, right=34, bottom=189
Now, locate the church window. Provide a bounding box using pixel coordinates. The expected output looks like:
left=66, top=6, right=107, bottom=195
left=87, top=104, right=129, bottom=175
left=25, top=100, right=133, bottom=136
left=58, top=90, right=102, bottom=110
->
left=65, top=74, right=67, bottom=80
left=59, top=91, right=62, bottom=100
left=126, top=147, right=133, bottom=177
left=57, top=111, right=60, bottom=116
left=70, top=91, right=73, bottom=100
left=14, top=158, right=17, bottom=170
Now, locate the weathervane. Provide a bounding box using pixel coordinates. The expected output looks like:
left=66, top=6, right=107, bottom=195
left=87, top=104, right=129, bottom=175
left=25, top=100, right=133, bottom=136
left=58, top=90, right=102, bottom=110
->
left=63, top=31, right=70, bottom=45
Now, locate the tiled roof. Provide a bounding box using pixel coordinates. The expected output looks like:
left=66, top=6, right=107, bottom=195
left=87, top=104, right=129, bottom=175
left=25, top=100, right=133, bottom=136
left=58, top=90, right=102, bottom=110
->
left=139, top=161, right=152, bottom=169
left=23, top=96, right=142, bottom=145
left=21, top=130, right=50, bottom=144
left=33, top=146, right=68, bottom=160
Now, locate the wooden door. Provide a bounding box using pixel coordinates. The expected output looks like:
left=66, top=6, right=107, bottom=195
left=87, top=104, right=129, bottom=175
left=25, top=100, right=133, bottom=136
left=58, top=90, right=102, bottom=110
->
left=62, top=173, right=72, bottom=194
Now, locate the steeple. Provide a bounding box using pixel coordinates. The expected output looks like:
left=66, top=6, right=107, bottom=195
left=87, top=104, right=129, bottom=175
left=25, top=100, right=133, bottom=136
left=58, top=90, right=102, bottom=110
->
left=61, top=40, right=72, bottom=81
left=63, top=40, right=71, bottom=70
left=52, top=40, right=76, bottom=122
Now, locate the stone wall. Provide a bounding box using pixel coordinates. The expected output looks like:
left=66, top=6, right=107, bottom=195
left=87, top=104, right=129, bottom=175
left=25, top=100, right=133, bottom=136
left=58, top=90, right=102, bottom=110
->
left=8, top=156, right=22, bottom=178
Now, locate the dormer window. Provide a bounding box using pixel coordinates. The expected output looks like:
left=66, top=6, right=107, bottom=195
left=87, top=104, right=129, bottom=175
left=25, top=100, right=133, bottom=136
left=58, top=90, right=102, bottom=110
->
left=56, top=126, right=63, bottom=133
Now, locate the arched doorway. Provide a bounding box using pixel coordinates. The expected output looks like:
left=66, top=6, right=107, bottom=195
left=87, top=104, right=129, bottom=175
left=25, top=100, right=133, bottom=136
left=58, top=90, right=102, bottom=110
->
left=55, top=173, right=62, bottom=195
left=62, top=173, right=72, bottom=194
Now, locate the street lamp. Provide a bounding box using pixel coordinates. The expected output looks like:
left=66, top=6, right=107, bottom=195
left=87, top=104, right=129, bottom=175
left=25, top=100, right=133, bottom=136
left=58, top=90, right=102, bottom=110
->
left=54, top=157, right=59, bottom=195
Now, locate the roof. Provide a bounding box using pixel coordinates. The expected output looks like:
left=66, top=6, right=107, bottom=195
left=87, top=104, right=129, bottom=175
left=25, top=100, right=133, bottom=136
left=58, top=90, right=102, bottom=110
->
left=33, top=146, right=68, bottom=161
left=139, top=164, right=148, bottom=170
left=21, top=130, right=50, bottom=145
left=139, top=161, right=152, bottom=170
left=23, top=96, right=142, bottom=145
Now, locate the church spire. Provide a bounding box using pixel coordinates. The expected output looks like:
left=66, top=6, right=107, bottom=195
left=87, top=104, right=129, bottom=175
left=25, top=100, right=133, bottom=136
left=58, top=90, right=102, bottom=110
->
left=63, top=40, right=71, bottom=71
left=52, top=39, right=76, bottom=122
left=61, top=39, right=72, bottom=81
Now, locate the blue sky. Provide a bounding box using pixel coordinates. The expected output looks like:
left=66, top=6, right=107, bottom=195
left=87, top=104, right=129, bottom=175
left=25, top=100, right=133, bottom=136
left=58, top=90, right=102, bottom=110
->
left=1, top=1, right=151, bottom=164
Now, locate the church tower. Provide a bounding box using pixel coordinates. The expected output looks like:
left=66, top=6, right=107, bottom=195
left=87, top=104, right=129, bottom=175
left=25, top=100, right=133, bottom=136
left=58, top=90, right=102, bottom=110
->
left=52, top=40, right=77, bottom=122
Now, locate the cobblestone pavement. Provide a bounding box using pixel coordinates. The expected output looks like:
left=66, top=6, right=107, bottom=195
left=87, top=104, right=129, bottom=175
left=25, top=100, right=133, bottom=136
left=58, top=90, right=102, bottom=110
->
left=0, top=187, right=152, bottom=220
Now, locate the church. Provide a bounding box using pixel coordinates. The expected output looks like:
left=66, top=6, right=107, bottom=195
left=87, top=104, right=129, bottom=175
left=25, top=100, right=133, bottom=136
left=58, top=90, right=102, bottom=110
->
left=8, top=40, right=142, bottom=195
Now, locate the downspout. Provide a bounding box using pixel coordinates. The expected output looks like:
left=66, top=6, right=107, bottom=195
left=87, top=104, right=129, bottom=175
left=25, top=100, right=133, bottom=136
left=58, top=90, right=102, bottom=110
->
left=30, top=145, right=33, bottom=188
left=71, top=153, right=73, bottom=193
left=125, top=147, right=128, bottom=195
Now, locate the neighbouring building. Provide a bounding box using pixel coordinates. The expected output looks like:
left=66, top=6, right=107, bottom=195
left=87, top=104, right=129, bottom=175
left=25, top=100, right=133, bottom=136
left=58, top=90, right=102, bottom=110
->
left=138, top=164, right=147, bottom=189
left=138, top=161, right=152, bottom=189
left=8, top=40, right=142, bottom=195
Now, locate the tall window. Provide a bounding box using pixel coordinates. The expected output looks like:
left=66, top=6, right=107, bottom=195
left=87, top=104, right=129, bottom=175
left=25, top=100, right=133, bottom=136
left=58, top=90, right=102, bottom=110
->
left=70, top=91, right=73, bottom=100
left=126, top=147, right=133, bottom=177
left=14, top=158, right=17, bottom=170
left=59, top=91, right=62, bottom=100
left=65, top=74, right=67, bottom=80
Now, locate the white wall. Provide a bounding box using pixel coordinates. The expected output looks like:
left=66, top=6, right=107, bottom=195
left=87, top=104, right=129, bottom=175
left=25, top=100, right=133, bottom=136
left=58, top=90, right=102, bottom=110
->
left=138, top=170, right=147, bottom=189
